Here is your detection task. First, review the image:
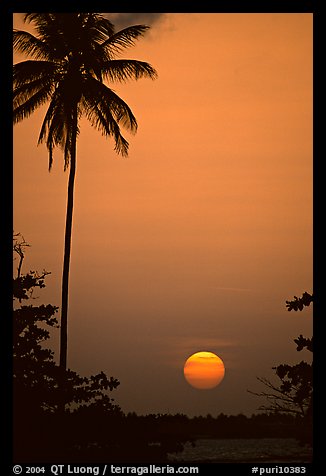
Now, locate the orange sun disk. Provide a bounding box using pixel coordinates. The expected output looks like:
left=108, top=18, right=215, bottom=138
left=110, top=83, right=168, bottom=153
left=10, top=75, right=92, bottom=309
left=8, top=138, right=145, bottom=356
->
left=184, top=351, right=225, bottom=389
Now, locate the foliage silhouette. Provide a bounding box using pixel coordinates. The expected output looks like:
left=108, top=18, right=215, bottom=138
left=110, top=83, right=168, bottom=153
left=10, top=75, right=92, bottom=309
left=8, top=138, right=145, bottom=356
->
left=12, top=235, right=313, bottom=462
left=13, top=13, right=157, bottom=371
left=13, top=235, right=121, bottom=461
left=286, top=292, right=313, bottom=312
left=13, top=236, right=192, bottom=463
left=249, top=292, right=313, bottom=445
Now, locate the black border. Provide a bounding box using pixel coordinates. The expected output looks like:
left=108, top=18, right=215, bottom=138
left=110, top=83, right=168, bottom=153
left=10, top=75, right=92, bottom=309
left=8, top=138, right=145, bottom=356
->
left=3, top=1, right=320, bottom=474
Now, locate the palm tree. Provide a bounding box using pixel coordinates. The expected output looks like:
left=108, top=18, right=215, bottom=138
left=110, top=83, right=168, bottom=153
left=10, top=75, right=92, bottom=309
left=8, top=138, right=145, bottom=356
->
left=13, top=13, right=157, bottom=371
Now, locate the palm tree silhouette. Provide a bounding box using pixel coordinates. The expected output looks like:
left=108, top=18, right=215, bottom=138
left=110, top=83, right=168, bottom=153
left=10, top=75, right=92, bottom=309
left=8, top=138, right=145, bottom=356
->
left=13, top=13, right=157, bottom=371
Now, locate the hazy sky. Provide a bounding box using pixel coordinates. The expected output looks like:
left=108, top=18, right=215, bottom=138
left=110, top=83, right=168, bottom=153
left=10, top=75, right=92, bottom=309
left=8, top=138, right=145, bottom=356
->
left=13, top=13, right=313, bottom=417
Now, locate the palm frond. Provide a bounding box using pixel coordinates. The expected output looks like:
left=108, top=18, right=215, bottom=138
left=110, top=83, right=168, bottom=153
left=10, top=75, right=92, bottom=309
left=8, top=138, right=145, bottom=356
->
left=14, top=78, right=54, bottom=111
left=23, top=14, right=72, bottom=60
left=13, top=84, right=54, bottom=124
left=101, top=25, right=150, bottom=56
left=81, top=85, right=131, bottom=157
left=112, top=126, right=129, bottom=157
left=13, top=60, right=59, bottom=87
left=85, top=101, right=129, bottom=157
left=38, top=89, right=75, bottom=170
left=46, top=109, right=71, bottom=170
left=13, top=61, right=59, bottom=112
left=38, top=101, right=57, bottom=171
left=38, top=92, right=60, bottom=144
left=82, top=77, right=138, bottom=133
left=24, top=13, right=58, bottom=42
left=13, top=30, right=51, bottom=60
left=82, top=14, right=115, bottom=43
left=102, top=59, right=157, bottom=83
left=24, top=13, right=54, bottom=25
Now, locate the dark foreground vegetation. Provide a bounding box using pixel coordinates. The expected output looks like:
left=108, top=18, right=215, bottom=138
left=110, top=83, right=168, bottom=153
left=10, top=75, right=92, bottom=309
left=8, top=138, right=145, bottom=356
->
left=15, top=410, right=311, bottom=464
left=12, top=236, right=312, bottom=463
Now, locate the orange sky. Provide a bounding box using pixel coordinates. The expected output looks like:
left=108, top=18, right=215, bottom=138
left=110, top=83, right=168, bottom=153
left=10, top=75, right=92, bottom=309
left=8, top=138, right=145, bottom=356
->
left=13, top=13, right=313, bottom=416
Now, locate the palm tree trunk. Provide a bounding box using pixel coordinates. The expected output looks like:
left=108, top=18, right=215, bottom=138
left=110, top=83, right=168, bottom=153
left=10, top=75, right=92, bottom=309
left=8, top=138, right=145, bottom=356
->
left=59, top=106, right=78, bottom=371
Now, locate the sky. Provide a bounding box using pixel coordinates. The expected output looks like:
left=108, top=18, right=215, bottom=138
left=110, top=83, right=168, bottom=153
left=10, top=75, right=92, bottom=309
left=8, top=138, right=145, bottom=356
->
left=13, top=13, right=313, bottom=417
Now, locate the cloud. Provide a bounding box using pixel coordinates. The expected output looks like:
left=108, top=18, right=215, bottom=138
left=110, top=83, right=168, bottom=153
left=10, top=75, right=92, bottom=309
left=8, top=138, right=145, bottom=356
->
left=163, top=336, right=238, bottom=365
left=179, top=337, right=237, bottom=351
left=104, top=13, right=166, bottom=30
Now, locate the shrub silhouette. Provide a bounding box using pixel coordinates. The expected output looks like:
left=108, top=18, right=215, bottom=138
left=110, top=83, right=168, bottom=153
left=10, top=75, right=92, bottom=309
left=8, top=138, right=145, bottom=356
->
left=13, top=234, right=121, bottom=462
left=13, top=235, right=190, bottom=463
left=249, top=293, right=313, bottom=446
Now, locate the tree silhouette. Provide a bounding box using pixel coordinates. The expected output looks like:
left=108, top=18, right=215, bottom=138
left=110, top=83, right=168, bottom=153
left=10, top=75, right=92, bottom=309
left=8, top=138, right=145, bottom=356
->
left=249, top=292, right=313, bottom=445
left=13, top=236, right=194, bottom=463
left=13, top=13, right=157, bottom=371
left=13, top=235, right=121, bottom=461
left=286, top=292, right=313, bottom=312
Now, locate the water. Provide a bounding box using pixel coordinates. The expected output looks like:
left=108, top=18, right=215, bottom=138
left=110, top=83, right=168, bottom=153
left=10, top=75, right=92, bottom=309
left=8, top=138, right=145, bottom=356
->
left=168, top=438, right=312, bottom=463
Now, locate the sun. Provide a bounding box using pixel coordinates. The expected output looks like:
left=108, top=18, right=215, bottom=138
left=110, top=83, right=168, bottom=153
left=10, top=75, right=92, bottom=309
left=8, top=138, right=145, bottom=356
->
left=183, top=351, right=225, bottom=389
